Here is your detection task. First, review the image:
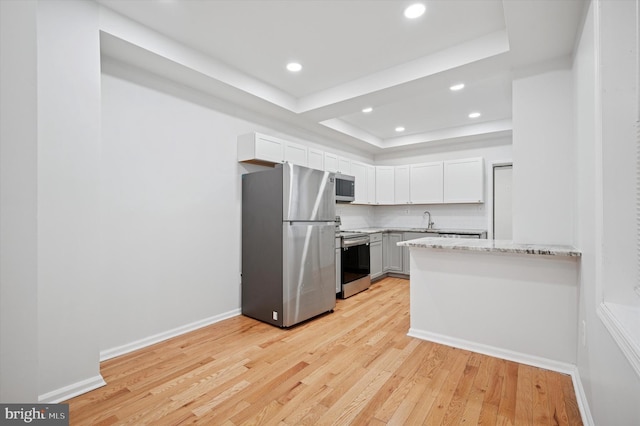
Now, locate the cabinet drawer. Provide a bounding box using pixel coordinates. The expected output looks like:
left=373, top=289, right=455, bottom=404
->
left=370, top=232, right=382, bottom=243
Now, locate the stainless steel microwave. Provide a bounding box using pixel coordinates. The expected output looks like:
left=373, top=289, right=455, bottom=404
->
left=335, top=173, right=355, bottom=202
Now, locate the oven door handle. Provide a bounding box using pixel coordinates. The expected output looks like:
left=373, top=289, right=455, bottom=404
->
left=342, top=238, right=370, bottom=248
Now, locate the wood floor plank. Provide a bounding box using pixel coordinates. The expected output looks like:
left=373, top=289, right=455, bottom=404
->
left=532, top=367, right=552, bottom=425
left=497, top=360, right=520, bottom=425
left=477, top=356, right=504, bottom=425
left=66, top=277, right=583, bottom=425
left=515, top=364, right=536, bottom=425
left=547, top=370, right=571, bottom=426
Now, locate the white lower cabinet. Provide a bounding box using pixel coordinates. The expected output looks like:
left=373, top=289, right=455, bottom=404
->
left=383, top=232, right=403, bottom=272
left=402, top=232, right=426, bottom=274
left=335, top=237, right=341, bottom=294
left=370, top=233, right=383, bottom=279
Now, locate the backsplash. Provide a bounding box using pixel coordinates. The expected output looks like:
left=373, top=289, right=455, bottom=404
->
left=337, top=203, right=488, bottom=231
left=335, top=204, right=375, bottom=230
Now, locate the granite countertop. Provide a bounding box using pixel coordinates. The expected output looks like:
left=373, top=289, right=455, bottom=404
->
left=341, top=227, right=488, bottom=235
left=397, top=237, right=582, bottom=257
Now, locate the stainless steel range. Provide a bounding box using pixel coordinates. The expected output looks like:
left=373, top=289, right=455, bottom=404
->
left=338, top=231, right=371, bottom=298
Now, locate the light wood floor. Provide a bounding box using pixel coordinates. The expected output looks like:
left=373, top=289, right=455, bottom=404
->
left=66, top=277, right=583, bottom=425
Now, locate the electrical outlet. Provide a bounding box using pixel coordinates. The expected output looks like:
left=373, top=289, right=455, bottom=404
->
left=403, top=208, right=410, bottom=214
left=273, top=311, right=278, bottom=321
left=581, top=320, right=587, bottom=346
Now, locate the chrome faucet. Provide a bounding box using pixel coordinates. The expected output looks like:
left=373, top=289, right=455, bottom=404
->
left=423, top=210, right=434, bottom=229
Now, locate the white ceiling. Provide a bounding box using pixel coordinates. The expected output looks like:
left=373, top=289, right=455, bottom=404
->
left=97, top=0, right=586, bottom=154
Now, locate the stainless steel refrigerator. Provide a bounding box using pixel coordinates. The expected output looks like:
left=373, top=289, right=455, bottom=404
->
left=241, top=163, right=336, bottom=327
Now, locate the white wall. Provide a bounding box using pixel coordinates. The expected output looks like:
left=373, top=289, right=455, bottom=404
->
left=1, top=0, right=104, bottom=402
left=99, top=68, right=258, bottom=354
left=36, top=0, right=104, bottom=401
left=0, top=0, right=39, bottom=402
left=574, top=1, right=640, bottom=424
left=512, top=69, right=575, bottom=246
left=599, top=0, right=638, bottom=306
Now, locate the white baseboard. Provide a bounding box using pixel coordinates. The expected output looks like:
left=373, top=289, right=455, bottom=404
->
left=407, top=328, right=576, bottom=373
left=569, top=365, right=595, bottom=426
left=100, top=309, right=241, bottom=362
left=407, top=328, right=594, bottom=426
left=39, top=374, right=106, bottom=403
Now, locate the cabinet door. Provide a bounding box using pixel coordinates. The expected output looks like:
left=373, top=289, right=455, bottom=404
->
left=338, top=157, right=351, bottom=175
left=308, top=148, right=324, bottom=170
left=370, top=241, right=383, bottom=279
left=410, top=162, right=443, bottom=204
left=443, top=158, right=484, bottom=203
left=238, top=133, right=284, bottom=164
left=350, top=161, right=368, bottom=204
left=254, top=135, right=284, bottom=163
left=376, top=166, right=395, bottom=205
left=335, top=246, right=341, bottom=293
left=284, top=141, right=307, bottom=166
left=382, top=234, right=389, bottom=270
left=402, top=232, right=425, bottom=274
left=385, top=233, right=403, bottom=272
left=394, top=165, right=411, bottom=204
left=324, top=152, right=339, bottom=173
left=366, top=165, right=376, bottom=204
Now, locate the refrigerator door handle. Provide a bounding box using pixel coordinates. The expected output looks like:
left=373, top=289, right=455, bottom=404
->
left=288, top=221, right=336, bottom=226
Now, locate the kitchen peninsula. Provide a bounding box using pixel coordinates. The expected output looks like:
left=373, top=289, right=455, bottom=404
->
left=340, top=227, right=488, bottom=280
left=399, top=237, right=582, bottom=375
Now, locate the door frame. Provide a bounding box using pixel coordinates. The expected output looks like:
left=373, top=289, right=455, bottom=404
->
left=491, top=162, right=513, bottom=240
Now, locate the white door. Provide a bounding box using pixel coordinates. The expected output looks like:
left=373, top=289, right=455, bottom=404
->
left=493, top=164, right=513, bottom=240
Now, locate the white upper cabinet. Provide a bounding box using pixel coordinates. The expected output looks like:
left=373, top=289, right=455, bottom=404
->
left=307, top=148, right=324, bottom=170
left=394, top=165, right=411, bottom=204
left=376, top=166, right=395, bottom=205
left=366, top=165, right=376, bottom=205
left=238, top=132, right=307, bottom=167
left=283, top=141, right=307, bottom=167
left=443, top=157, right=484, bottom=203
left=324, top=152, right=339, bottom=173
left=338, top=157, right=351, bottom=175
left=239, top=132, right=485, bottom=205
left=237, top=132, right=284, bottom=164
left=410, top=162, right=444, bottom=204
left=350, top=161, right=368, bottom=204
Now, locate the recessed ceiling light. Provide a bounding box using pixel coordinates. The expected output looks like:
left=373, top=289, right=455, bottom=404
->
left=362, top=107, right=373, bottom=113
left=404, top=3, right=426, bottom=19
left=395, top=126, right=405, bottom=132
left=468, top=112, right=481, bottom=119
left=450, top=83, right=465, bottom=91
left=286, top=62, right=302, bottom=72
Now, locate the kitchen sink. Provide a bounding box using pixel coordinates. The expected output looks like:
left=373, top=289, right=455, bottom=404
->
left=408, top=228, right=440, bottom=233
